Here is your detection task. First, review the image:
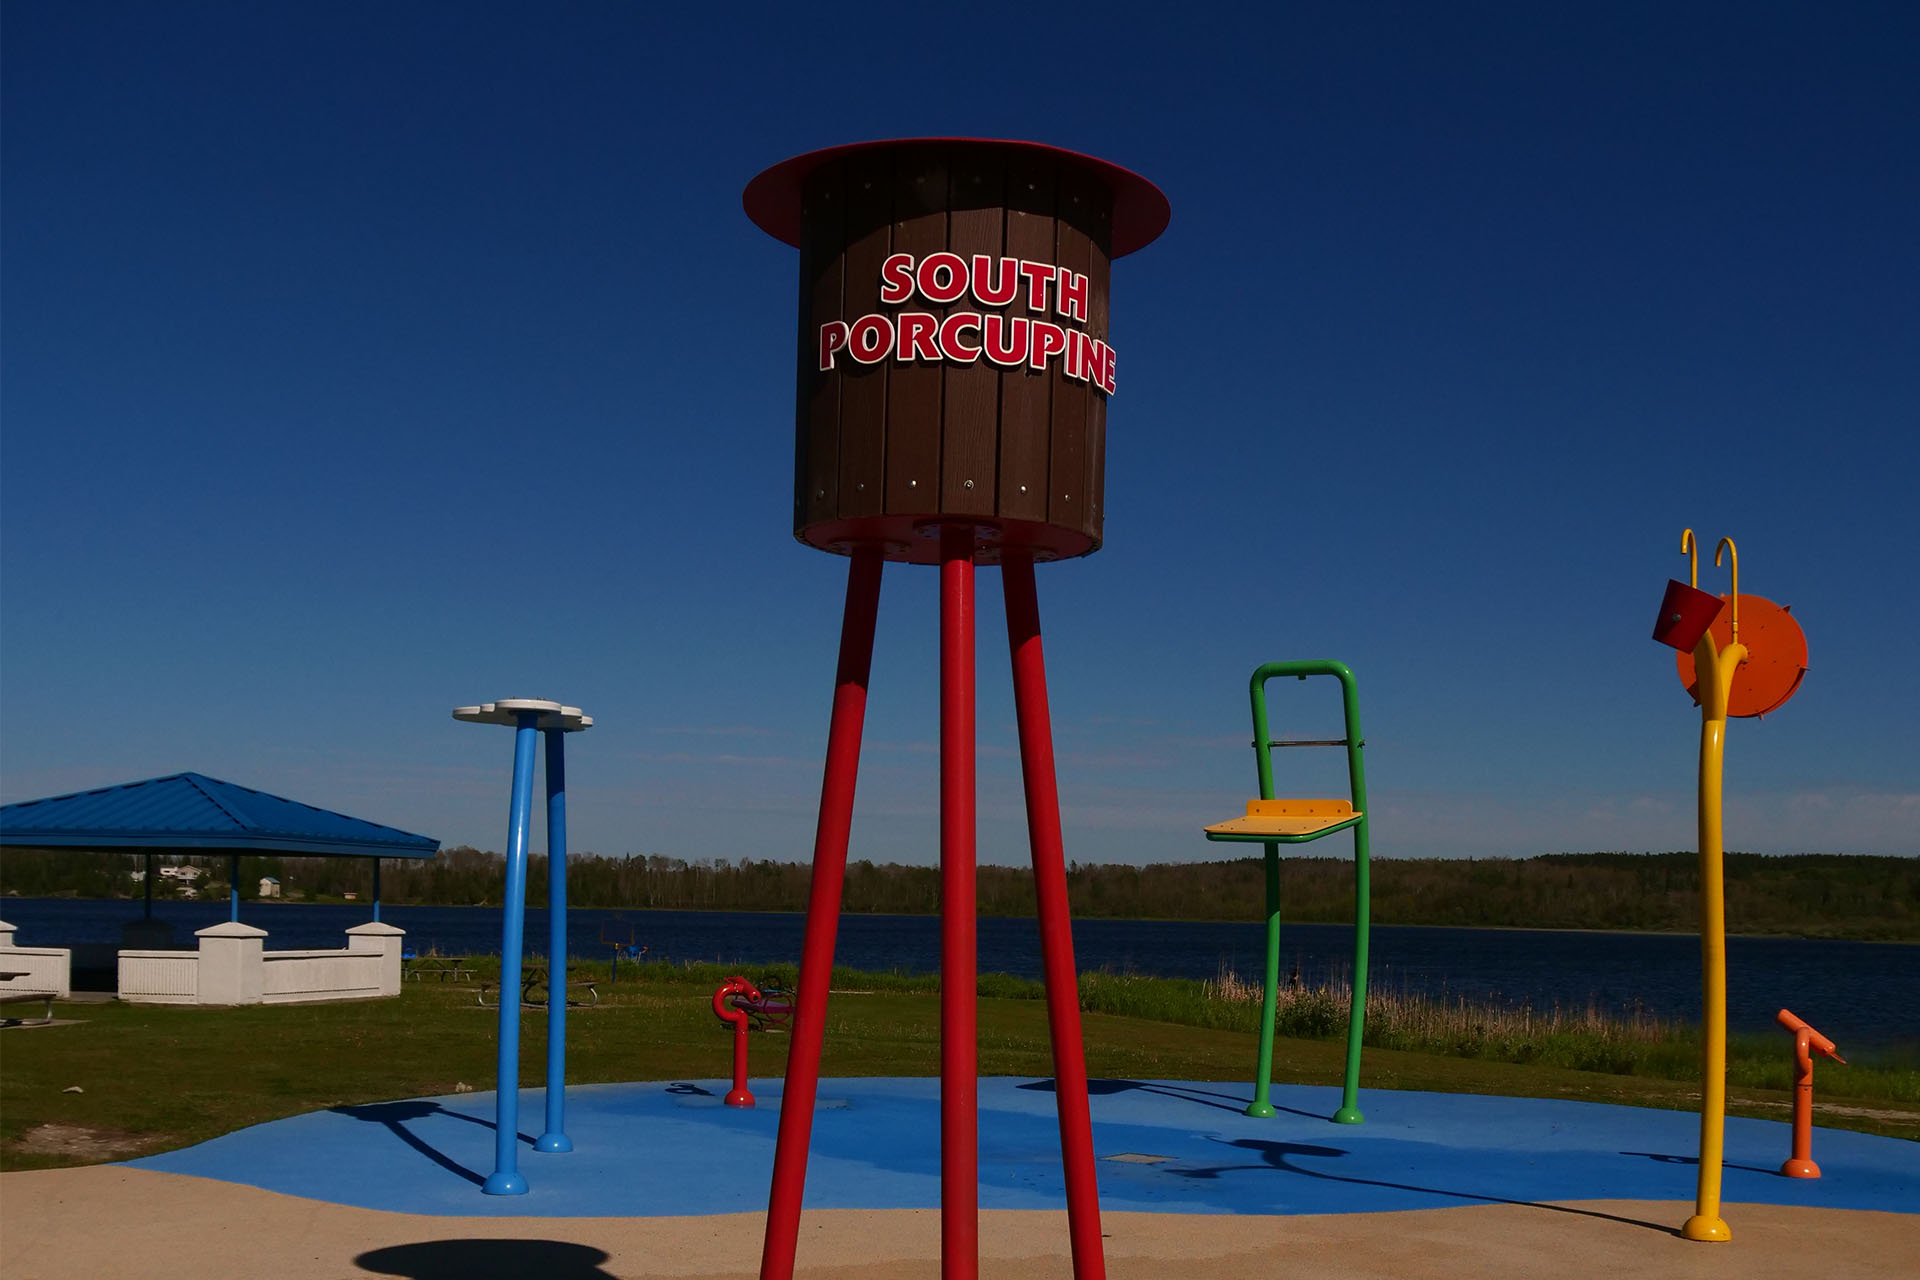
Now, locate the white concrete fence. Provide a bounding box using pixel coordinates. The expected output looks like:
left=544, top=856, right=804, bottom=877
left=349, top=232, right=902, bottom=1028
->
left=0, top=918, right=404, bottom=1007
left=0, top=920, right=72, bottom=1000
left=117, top=946, right=199, bottom=1002
left=119, top=921, right=406, bottom=1005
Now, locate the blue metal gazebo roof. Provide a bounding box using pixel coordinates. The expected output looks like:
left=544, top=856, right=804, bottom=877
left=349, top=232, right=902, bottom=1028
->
left=0, top=773, right=440, bottom=859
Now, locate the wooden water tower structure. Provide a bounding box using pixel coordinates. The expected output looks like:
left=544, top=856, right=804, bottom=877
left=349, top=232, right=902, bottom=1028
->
left=743, top=137, right=1169, bottom=1280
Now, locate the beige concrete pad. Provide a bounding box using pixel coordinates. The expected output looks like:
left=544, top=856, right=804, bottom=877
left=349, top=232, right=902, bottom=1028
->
left=2, top=1166, right=1914, bottom=1279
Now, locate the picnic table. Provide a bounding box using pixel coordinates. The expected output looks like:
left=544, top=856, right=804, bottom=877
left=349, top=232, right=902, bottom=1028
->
left=403, top=953, right=476, bottom=983
left=0, top=968, right=54, bottom=1025
left=478, top=964, right=598, bottom=1009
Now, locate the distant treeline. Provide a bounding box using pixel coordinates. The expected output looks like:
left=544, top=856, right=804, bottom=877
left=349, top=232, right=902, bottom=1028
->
left=3, top=847, right=1914, bottom=940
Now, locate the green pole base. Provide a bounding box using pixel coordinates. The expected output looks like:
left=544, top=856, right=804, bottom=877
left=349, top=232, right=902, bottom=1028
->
left=1332, top=1105, right=1365, bottom=1125
left=1244, top=1100, right=1277, bottom=1119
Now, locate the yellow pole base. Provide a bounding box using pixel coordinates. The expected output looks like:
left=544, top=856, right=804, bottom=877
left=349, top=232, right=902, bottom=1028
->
left=1681, top=1215, right=1731, bottom=1242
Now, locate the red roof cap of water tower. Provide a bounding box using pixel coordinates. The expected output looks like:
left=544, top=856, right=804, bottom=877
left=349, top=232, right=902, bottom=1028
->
left=743, top=137, right=1171, bottom=257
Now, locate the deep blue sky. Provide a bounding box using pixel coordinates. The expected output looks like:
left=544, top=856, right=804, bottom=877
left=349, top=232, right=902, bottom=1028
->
left=4, top=3, right=1915, bottom=864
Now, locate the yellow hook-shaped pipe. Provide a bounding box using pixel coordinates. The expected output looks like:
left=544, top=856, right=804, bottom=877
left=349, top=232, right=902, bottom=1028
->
left=1715, top=537, right=1739, bottom=644
left=1682, top=529, right=1699, bottom=589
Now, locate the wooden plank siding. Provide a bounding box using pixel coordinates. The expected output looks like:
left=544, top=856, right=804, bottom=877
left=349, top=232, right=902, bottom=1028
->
left=941, top=154, right=1002, bottom=517
left=790, top=142, right=1118, bottom=563
left=836, top=162, right=893, bottom=520
left=1084, top=215, right=1114, bottom=546
left=996, top=152, right=1056, bottom=528
left=883, top=154, right=947, bottom=514
left=796, top=162, right=844, bottom=530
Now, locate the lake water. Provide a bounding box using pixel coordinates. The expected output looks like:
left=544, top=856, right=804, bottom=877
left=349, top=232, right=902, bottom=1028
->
left=6, top=897, right=1914, bottom=1055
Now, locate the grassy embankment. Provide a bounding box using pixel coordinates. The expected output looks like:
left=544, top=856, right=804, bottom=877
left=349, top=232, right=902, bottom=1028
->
left=4, top=960, right=1915, bottom=1172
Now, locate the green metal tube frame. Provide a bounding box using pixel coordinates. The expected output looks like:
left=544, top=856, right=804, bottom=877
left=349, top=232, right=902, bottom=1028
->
left=1241, top=660, right=1371, bottom=1124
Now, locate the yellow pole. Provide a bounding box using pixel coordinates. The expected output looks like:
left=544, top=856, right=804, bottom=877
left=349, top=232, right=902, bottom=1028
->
left=1683, top=626, right=1745, bottom=1243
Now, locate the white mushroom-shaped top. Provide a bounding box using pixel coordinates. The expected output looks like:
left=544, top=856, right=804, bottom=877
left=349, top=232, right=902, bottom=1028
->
left=452, top=699, right=593, bottom=731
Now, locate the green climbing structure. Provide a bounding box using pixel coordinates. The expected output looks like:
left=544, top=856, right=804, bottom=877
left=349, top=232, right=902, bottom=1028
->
left=1204, top=660, right=1372, bottom=1123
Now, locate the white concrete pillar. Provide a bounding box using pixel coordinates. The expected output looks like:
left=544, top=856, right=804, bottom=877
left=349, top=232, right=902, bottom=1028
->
left=0, top=920, right=16, bottom=946
left=346, top=922, right=407, bottom=997
left=194, top=921, right=267, bottom=1005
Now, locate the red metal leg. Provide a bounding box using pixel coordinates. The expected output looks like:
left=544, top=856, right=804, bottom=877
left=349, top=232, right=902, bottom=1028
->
left=1002, top=551, right=1107, bottom=1280
left=939, top=525, right=979, bottom=1280
left=760, top=549, right=883, bottom=1280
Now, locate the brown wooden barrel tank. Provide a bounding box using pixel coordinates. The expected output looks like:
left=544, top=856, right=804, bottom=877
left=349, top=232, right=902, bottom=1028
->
left=744, top=138, right=1169, bottom=565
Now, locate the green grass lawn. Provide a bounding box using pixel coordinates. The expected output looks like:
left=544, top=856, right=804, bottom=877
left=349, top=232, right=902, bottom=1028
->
left=3, top=972, right=1915, bottom=1172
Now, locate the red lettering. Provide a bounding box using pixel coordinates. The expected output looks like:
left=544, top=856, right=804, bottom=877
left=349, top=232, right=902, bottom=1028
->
left=982, top=314, right=1029, bottom=367
left=970, top=255, right=1018, bottom=306
left=916, top=252, right=967, bottom=304
left=1057, top=269, right=1088, bottom=322
left=878, top=254, right=915, bottom=305
left=938, top=312, right=982, bottom=361
left=1019, top=260, right=1055, bottom=311
left=848, top=314, right=894, bottom=364
left=1083, top=339, right=1111, bottom=391
left=826, top=275, right=1117, bottom=386
left=895, top=312, right=940, bottom=361
left=1029, top=320, right=1067, bottom=371
left=818, top=321, right=850, bottom=372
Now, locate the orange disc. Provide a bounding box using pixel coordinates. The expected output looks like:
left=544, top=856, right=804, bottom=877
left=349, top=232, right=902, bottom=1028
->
left=1674, top=593, right=1808, bottom=717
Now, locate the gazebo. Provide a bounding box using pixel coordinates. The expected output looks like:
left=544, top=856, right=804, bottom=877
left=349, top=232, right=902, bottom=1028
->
left=1, top=772, right=439, bottom=920
left=0, top=773, right=439, bottom=1003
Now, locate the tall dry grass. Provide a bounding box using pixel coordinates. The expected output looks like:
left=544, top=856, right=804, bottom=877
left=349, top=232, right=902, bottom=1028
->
left=1073, top=963, right=1916, bottom=1102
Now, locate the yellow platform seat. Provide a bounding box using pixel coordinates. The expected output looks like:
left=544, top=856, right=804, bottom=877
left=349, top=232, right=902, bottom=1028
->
left=1204, top=798, right=1362, bottom=842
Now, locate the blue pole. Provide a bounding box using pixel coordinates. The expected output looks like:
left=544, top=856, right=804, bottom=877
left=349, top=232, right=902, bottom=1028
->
left=229, top=854, right=239, bottom=922
left=536, top=728, right=573, bottom=1152
left=483, top=711, right=539, bottom=1196
left=372, top=858, right=381, bottom=923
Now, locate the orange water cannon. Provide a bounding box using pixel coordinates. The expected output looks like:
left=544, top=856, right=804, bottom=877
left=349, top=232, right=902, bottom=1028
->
left=1777, top=1008, right=1845, bottom=1178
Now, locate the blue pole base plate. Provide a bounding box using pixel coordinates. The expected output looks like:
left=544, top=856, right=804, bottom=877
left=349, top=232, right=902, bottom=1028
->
left=534, top=1133, right=574, bottom=1153
left=481, top=1170, right=529, bottom=1195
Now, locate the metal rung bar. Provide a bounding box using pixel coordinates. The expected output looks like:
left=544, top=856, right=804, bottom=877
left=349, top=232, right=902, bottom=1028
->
left=1257, top=739, right=1360, bottom=748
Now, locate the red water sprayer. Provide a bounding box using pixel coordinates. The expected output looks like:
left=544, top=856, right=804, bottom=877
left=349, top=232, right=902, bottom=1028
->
left=713, top=976, right=764, bottom=1107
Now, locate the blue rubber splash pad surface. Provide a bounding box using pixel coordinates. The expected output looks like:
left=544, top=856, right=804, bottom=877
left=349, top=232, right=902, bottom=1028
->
left=126, top=1078, right=1919, bottom=1218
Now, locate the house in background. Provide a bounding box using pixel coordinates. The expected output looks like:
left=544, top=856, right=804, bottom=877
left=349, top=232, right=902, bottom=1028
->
left=258, top=876, right=281, bottom=898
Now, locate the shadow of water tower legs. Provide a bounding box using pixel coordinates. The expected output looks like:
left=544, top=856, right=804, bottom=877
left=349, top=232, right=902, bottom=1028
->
left=356, top=1239, right=615, bottom=1280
